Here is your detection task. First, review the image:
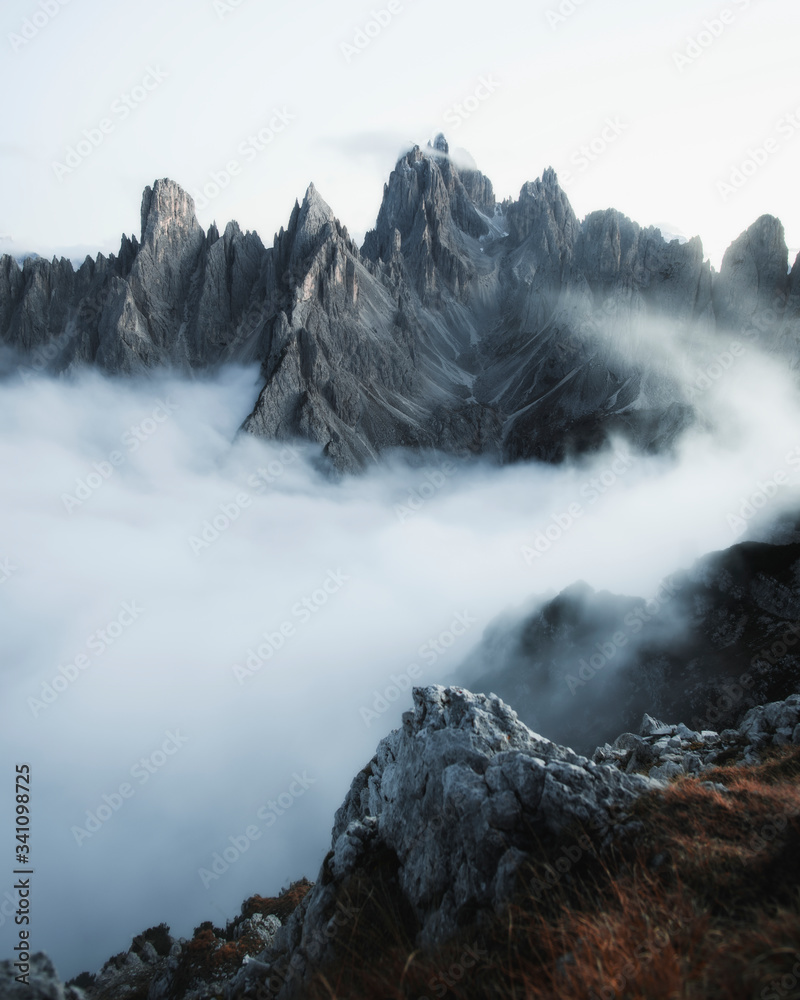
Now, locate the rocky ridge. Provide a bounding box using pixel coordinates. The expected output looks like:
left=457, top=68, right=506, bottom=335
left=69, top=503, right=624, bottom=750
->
left=594, top=693, right=800, bottom=781
left=5, top=685, right=799, bottom=1000
left=463, top=527, right=800, bottom=755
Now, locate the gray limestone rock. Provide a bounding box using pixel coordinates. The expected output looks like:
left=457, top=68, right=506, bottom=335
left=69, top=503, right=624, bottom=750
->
left=258, top=685, right=659, bottom=998
left=593, top=692, right=800, bottom=781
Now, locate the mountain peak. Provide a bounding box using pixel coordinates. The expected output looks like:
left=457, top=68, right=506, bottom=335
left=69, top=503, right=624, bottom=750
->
left=3, top=144, right=800, bottom=473
left=520, top=166, right=561, bottom=199
left=363, top=136, right=495, bottom=268
left=288, top=183, right=337, bottom=261
left=725, top=214, right=787, bottom=265
left=507, top=167, right=576, bottom=245
left=139, top=178, right=199, bottom=247
left=714, top=213, right=790, bottom=336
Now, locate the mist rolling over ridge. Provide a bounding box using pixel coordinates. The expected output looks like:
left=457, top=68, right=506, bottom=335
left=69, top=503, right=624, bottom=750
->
left=0, top=312, right=798, bottom=977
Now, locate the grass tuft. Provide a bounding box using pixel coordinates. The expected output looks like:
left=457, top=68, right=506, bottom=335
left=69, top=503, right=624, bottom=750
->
left=301, top=747, right=800, bottom=999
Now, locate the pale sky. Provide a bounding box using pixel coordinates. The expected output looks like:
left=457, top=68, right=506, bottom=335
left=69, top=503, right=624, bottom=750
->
left=2, top=2, right=800, bottom=977
left=2, top=0, right=799, bottom=268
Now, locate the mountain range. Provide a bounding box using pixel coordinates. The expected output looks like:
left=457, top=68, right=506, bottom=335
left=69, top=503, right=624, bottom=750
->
left=2, top=134, right=798, bottom=471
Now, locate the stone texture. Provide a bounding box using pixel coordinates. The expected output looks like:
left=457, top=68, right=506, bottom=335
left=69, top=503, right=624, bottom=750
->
left=256, top=685, right=659, bottom=998
left=594, top=693, right=800, bottom=775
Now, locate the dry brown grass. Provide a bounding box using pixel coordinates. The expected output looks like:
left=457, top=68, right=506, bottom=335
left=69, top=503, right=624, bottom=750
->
left=162, top=880, right=314, bottom=998
left=238, top=877, right=314, bottom=924
left=304, top=747, right=800, bottom=1000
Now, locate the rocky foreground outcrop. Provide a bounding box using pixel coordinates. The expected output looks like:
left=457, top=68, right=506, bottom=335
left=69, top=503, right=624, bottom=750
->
left=5, top=685, right=799, bottom=1000
left=241, top=685, right=659, bottom=999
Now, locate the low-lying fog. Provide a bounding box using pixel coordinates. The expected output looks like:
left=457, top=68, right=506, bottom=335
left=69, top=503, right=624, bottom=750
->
left=1, top=339, right=799, bottom=978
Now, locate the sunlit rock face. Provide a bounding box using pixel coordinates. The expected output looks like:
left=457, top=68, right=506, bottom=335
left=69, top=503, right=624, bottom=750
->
left=1, top=142, right=798, bottom=471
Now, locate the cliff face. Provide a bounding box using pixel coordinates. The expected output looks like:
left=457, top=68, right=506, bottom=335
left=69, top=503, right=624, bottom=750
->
left=2, top=136, right=798, bottom=471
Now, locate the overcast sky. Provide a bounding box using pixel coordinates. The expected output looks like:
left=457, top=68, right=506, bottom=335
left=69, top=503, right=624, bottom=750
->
left=1, top=0, right=798, bottom=267
left=2, top=0, right=800, bottom=984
